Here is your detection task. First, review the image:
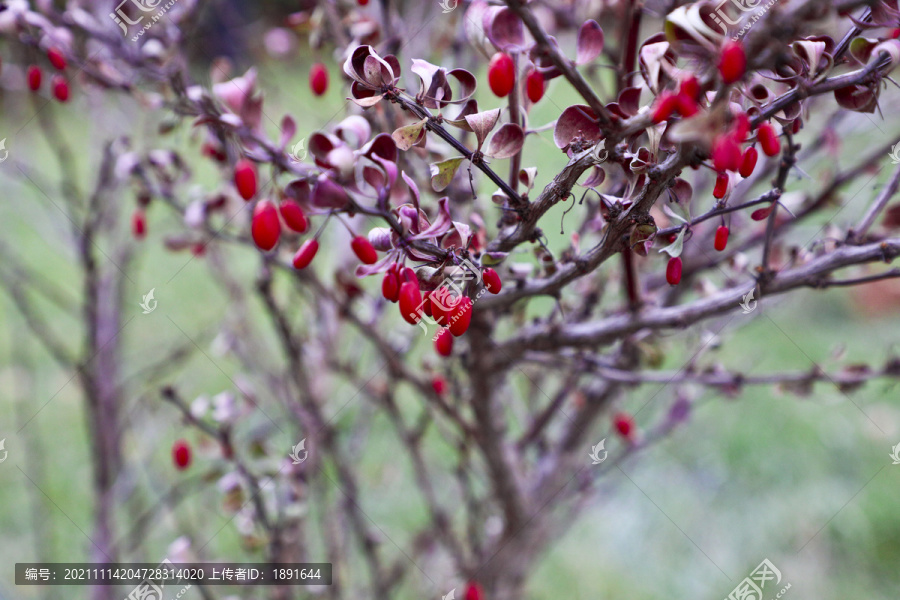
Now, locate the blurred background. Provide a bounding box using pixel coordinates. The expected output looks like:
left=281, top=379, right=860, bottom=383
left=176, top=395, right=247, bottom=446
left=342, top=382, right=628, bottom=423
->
left=1, top=1, right=899, bottom=599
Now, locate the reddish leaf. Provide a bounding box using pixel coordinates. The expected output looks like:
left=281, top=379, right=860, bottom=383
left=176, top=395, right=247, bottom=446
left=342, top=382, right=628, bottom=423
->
left=576, top=20, right=605, bottom=65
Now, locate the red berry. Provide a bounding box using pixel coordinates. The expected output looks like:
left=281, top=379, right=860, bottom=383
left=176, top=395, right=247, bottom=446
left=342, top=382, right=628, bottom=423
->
left=488, top=52, right=515, bottom=98
left=279, top=200, right=309, bottom=233
left=739, top=147, right=758, bottom=178
left=714, top=225, right=729, bottom=252
left=399, top=266, right=418, bottom=285
left=132, top=209, right=147, bottom=240
left=191, top=243, right=206, bottom=257
left=172, top=439, right=191, bottom=470
left=435, top=327, right=453, bottom=357
left=234, top=159, right=257, bottom=201
left=652, top=91, right=678, bottom=123
left=718, top=41, right=746, bottom=84
left=47, top=47, right=66, bottom=71
left=482, top=267, right=502, bottom=294
left=310, top=63, right=329, bottom=97
left=666, top=256, right=682, bottom=286
left=613, top=412, right=635, bottom=439
left=713, top=172, right=729, bottom=199
left=674, top=92, right=699, bottom=117
left=251, top=200, right=281, bottom=251
left=431, top=286, right=452, bottom=324
left=27, top=65, right=42, bottom=91
left=758, top=122, right=781, bottom=157
left=399, top=281, right=423, bottom=325
left=201, top=142, right=227, bottom=163
left=464, top=581, right=484, bottom=600
left=526, top=69, right=545, bottom=103
left=734, top=112, right=750, bottom=142
left=712, top=135, right=741, bottom=172
left=382, top=270, right=401, bottom=303
left=431, top=376, right=447, bottom=395
left=892, top=28, right=900, bottom=39
left=448, top=296, right=473, bottom=337
left=358, top=0, right=370, bottom=4
left=351, top=236, right=378, bottom=264
left=292, top=238, right=319, bottom=269
left=679, top=74, right=701, bottom=101
left=51, top=75, right=69, bottom=102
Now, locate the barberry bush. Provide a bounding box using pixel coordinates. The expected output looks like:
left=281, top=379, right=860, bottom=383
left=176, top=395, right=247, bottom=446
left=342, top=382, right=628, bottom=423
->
left=2, top=0, right=900, bottom=599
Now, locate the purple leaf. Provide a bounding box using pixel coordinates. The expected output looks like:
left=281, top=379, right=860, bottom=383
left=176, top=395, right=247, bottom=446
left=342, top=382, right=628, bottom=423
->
left=312, top=175, right=351, bottom=209
left=485, top=7, right=527, bottom=52
left=410, top=197, right=454, bottom=240
left=279, top=115, right=297, bottom=151
left=581, top=166, right=606, bottom=188
left=576, top=20, right=604, bottom=65
left=464, top=108, right=501, bottom=149
left=553, top=105, right=602, bottom=150
left=486, top=123, right=525, bottom=159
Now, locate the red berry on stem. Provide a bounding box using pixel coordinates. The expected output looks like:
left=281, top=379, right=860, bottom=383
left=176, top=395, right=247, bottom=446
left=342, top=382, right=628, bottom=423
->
left=310, top=63, right=329, bottom=97
left=613, top=413, right=635, bottom=439
left=488, top=52, right=515, bottom=98
left=358, top=0, right=370, bottom=5
left=292, top=239, right=319, bottom=269
left=448, top=296, right=473, bottom=337
left=279, top=200, right=309, bottom=233
left=679, top=74, right=701, bottom=101
left=712, top=135, right=741, bottom=172
left=464, top=581, right=484, bottom=600
left=758, top=122, right=781, bottom=157
left=435, top=327, right=453, bottom=357
left=714, top=225, right=730, bottom=252
left=751, top=205, right=774, bottom=221
left=27, top=65, right=42, bottom=91
left=351, top=236, right=378, bottom=265
left=51, top=75, right=69, bottom=102
left=172, top=439, right=191, bottom=470
left=739, top=146, right=758, bottom=178
left=399, top=281, right=423, bottom=325
left=251, top=200, right=281, bottom=251
left=234, top=159, right=257, bottom=201
left=652, top=91, right=678, bottom=123
left=399, top=266, right=418, bottom=285
left=666, top=256, right=683, bottom=286
left=718, top=41, right=746, bottom=84
left=431, top=286, right=452, bottom=324
left=675, top=92, right=699, bottom=118
left=47, top=47, right=66, bottom=71
left=734, top=112, right=751, bottom=142
left=132, top=209, right=147, bottom=240
left=382, top=270, right=401, bottom=303
left=713, top=173, right=729, bottom=199
left=431, top=376, right=447, bottom=395
left=526, top=69, right=545, bottom=103
left=482, top=267, right=502, bottom=294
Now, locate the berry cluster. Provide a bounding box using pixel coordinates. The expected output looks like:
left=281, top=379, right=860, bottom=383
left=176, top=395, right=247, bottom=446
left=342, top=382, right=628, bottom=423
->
left=27, top=46, right=69, bottom=102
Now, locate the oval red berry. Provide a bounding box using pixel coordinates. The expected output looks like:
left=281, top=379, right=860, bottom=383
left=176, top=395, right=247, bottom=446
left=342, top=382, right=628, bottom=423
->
left=382, top=271, right=400, bottom=303
left=251, top=200, right=281, bottom=251
left=27, top=65, right=42, bottom=91
left=758, top=122, right=781, bottom=157
left=739, top=147, right=758, bottom=178
left=351, top=236, right=378, bottom=265
left=279, top=200, right=309, bottom=233
left=652, top=91, right=678, bottom=124
left=47, top=47, right=66, bottom=71
left=488, top=52, right=515, bottom=98
left=714, top=225, right=729, bottom=252
left=51, top=75, right=69, bottom=102
left=482, top=267, right=502, bottom=294
left=310, top=63, right=329, bottom=97
left=718, top=41, right=746, bottom=84
left=666, top=256, right=683, bottom=286
left=613, top=412, right=635, bottom=438
left=172, top=439, right=191, bottom=470
left=526, top=69, right=545, bottom=103
left=435, top=327, right=453, bottom=357
left=234, top=159, right=257, bottom=201
left=399, top=281, right=423, bottom=325
left=448, top=296, right=473, bottom=337
left=292, top=238, right=319, bottom=269
left=713, top=173, right=729, bottom=199
left=132, top=209, right=147, bottom=240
